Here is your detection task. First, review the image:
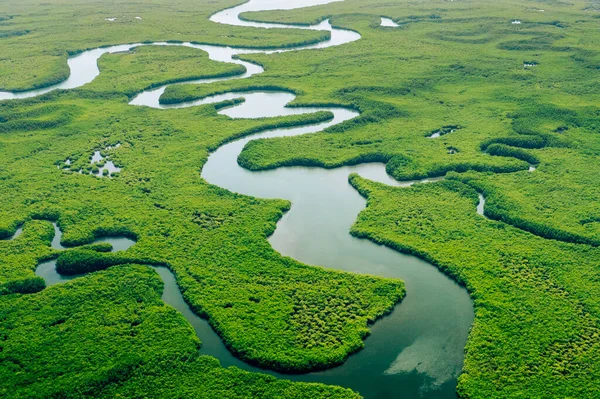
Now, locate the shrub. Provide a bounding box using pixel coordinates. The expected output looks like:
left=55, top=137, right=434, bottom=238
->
left=4, top=277, right=46, bottom=294
left=486, top=143, right=540, bottom=164
left=55, top=250, right=129, bottom=275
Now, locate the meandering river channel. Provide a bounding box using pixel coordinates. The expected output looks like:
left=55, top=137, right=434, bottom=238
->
left=2, top=1, right=475, bottom=398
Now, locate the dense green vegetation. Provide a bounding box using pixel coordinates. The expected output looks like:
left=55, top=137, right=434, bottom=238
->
left=88, top=45, right=246, bottom=97
left=348, top=176, right=600, bottom=398
left=0, top=265, right=358, bottom=398
left=55, top=249, right=135, bottom=274
left=2, top=0, right=600, bottom=397
left=0, top=265, right=198, bottom=398
left=100, top=355, right=360, bottom=399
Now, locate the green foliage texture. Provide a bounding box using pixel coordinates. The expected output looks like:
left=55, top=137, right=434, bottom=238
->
left=2, top=0, right=600, bottom=397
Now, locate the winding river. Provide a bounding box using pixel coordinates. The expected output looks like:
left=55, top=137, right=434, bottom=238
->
left=2, top=1, right=475, bottom=398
